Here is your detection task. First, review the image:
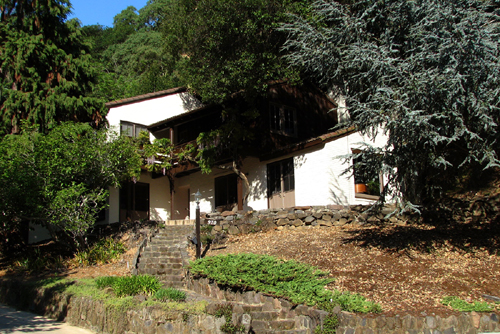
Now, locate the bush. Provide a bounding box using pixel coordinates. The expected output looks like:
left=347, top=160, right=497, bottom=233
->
left=153, top=288, right=187, bottom=302
left=190, top=253, right=381, bottom=312
left=73, top=237, right=125, bottom=267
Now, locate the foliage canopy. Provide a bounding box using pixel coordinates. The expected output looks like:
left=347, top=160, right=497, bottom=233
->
left=282, top=0, right=500, bottom=210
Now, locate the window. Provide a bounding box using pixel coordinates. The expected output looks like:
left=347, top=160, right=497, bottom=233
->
left=214, top=174, right=238, bottom=208
left=267, top=158, right=294, bottom=195
left=353, top=152, right=382, bottom=198
left=121, top=122, right=148, bottom=138
left=120, top=182, right=150, bottom=212
left=267, top=158, right=295, bottom=208
left=269, top=103, right=297, bottom=136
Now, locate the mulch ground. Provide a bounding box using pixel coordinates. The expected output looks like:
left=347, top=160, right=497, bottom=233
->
left=204, top=221, right=500, bottom=317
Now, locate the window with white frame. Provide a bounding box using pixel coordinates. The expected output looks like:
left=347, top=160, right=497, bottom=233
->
left=269, top=103, right=297, bottom=136
left=353, top=151, right=382, bottom=198
left=120, top=122, right=148, bottom=138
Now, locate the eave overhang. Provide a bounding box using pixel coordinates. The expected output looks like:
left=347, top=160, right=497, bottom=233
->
left=259, top=126, right=357, bottom=162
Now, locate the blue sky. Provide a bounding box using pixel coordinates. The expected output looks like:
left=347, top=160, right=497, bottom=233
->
left=68, top=0, right=148, bottom=27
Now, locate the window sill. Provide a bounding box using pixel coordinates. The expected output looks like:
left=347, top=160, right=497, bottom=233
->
left=355, top=193, right=380, bottom=201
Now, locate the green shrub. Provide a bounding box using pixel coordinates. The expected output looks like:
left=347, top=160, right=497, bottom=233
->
left=200, top=224, right=214, bottom=233
left=95, top=276, right=120, bottom=289
left=12, top=248, right=66, bottom=273
left=95, top=275, right=161, bottom=297
left=214, top=304, right=245, bottom=334
left=154, top=288, right=187, bottom=302
left=315, top=312, right=339, bottom=334
left=441, top=296, right=496, bottom=312
left=190, top=253, right=381, bottom=313
left=73, top=237, right=125, bottom=267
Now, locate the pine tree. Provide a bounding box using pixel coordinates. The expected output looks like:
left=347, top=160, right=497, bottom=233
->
left=0, top=0, right=105, bottom=135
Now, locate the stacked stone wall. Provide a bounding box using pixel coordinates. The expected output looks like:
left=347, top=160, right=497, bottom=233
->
left=187, top=276, right=500, bottom=334
left=203, top=205, right=410, bottom=235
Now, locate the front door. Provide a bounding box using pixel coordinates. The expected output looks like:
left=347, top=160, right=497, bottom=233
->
left=172, top=186, right=190, bottom=220
left=267, top=158, right=295, bottom=209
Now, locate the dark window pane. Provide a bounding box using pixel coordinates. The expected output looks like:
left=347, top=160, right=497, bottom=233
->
left=134, top=183, right=150, bottom=212
left=119, top=184, right=130, bottom=210
left=215, top=174, right=238, bottom=207
left=283, top=159, right=294, bottom=192
left=269, top=104, right=280, bottom=131
left=283, top=107, right=295, bottom=135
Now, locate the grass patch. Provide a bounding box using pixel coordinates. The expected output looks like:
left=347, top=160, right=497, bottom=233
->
left=190, top=253, right=381, bottom=313
left=441, top=296, right=499, bottom=312
left=95, top=275, right=161, bottom=297
left=153, top=288, right=187, bottom=302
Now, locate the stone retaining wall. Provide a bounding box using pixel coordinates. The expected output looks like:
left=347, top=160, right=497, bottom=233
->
left=1, top=276, right=499, bottom=333
left=187, top=276, right=500, bottom=334
left=0, top=279, right=226, bottom=334
left=203, top=205, right=411, bottom=234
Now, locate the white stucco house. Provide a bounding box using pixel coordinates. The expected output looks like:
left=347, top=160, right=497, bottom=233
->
left=102, top=83, right=387, bottom=224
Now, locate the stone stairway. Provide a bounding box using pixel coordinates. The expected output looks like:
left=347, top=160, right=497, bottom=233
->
left=135, top=223, right=316, bottom=333
left=135, top=224, right=193, bottom=289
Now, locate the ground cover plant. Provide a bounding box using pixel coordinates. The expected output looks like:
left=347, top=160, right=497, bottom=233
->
left=441, top=296, right=499, bottom=313
left=190, top=253, right=381, bottom=313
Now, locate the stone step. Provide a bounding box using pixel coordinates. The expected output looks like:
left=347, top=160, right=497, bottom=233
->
left=144, top=245, right=183, bottom=252
left=138, top=257, right=182, bottom=265
left=137, top=262, right=183, bottom=271
left=250, top=311, right=280, bottom=322
left=157, top=274, right=185, bottom=282
left=164, top=219, right=195, bottom=226
left=162, top=281, right=186, bottom=289
left=251, top=319, right=296, bottom=332
left=140, top=251, right=182, bottom=258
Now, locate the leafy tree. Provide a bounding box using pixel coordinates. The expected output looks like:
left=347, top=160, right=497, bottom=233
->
left=164, top=0, right=311, bottom=104
left=0, top=122, right=142, bottom=251
left=0, top=0, right=105, bottom=136
left=282, top=0, right=500, bottom=211
left=84, top=0, right=176, bottom=100
left=160, top=0, right=313, bottom=201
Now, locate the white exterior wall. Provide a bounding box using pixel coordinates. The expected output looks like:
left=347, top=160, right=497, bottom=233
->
left=294, top=131, right=387, bottom=207
left=172, top=130, right=387, bottom=216
left=106, top=92, right=203, bottom=138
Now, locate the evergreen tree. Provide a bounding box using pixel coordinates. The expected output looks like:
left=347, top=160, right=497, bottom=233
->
left=0, top=0, right=105, bottom=135
left=282, top=0, right=500, bottom=211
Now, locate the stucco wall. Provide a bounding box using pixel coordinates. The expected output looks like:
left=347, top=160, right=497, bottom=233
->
left=168, top=130, right=388, bottom=219
left=294, top=130, right=388, bottom=207
left=106, top=92, right=203, bottom=139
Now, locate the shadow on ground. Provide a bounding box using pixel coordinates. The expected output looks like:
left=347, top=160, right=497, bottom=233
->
left=342, top=198, right=500, bottom=255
